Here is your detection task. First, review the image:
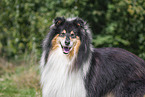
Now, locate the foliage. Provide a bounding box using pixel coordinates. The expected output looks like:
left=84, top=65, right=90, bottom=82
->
left=0, top=0, right=145, bottom=60
left=101, top=0, right=145, bottom=59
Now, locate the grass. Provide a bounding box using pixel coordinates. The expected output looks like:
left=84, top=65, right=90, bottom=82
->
left=0, top=58, right=41, bottom=97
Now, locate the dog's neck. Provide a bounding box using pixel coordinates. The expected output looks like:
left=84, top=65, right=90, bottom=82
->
left=49, top=47, right=77, bottom=70
left=41, top=48, right=86, bottom=97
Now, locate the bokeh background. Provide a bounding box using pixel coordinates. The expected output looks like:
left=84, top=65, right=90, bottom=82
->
left=0, top=0, right=145, bottom=96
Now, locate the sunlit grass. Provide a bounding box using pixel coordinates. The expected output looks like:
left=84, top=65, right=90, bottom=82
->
left=0, top=58, right=41, bottom=97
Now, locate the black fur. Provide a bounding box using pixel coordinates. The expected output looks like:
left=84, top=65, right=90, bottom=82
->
left=85, top=48, right=145, bottom=97
left=42, top=17, right=145, bottom=97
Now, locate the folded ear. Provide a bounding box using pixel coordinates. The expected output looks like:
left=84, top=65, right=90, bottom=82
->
left=74, top=18, right=85, bottom=28
left=54, top=17, right=65, bottom=26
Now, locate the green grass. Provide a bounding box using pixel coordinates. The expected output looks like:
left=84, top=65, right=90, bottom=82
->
left=0, top=58, right=41, bottom=97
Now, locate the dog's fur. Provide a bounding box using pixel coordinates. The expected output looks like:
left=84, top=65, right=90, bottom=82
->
left=40, top=17, right=145, bottom=97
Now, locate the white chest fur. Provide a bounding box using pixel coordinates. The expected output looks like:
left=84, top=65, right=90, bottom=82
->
left=40, top=48, right=86, bottom=97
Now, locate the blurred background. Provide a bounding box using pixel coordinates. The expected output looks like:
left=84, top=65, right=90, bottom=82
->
left=0, top=0, right=145, bottom=96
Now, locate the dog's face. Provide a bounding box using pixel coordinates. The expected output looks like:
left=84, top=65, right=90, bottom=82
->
left=50, top=17, right=85, bottom=58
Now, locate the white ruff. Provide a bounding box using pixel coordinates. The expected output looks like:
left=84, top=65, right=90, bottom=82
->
left=40, top=47, right=86, bottom=97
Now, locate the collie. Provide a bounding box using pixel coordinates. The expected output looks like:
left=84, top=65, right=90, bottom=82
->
left=40, top=17, right=145, bottom=97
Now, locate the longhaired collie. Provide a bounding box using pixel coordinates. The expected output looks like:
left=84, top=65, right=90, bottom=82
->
left=40, top=17, right=145, bottom=97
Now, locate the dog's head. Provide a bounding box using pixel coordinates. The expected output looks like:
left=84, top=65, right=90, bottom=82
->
left=43, top=17, right=91, bottom=67
left=51, top=17, right=86, bottom=57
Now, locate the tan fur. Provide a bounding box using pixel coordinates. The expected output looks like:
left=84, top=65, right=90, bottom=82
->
left=70, top=31, right=74, bottom=34
left=51, top=30, right=67, bottom=51
left=75, top=36, right=81, bottom=54
left=51, top=32, right=81, bottom=60
left=51, top=34, right=60, bottom=50
left=104, top=92, right=114, bottom=97
left=68, top=36, right=81, bottom=59
left=62, top=30, right=66, bottom=33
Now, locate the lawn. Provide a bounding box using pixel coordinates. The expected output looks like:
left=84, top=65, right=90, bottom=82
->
left=0, top=58, right=41, bottom=97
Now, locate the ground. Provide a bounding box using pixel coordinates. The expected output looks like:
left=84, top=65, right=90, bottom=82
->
left=0, top=58, right=41, bottom=97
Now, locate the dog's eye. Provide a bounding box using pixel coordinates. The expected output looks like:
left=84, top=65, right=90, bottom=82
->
left=71, top=34, right=76, bottom=38
left=59, top=33, right=65, bottom=37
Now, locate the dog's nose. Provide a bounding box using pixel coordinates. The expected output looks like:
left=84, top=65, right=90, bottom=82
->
left=65, top=39, right=70, bottom=45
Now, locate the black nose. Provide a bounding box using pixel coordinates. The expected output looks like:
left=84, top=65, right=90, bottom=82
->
left=65, top=39, right=70, bottom=45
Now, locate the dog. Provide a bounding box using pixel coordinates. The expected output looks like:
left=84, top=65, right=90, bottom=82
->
left=40, top=17, right=145, bottom=97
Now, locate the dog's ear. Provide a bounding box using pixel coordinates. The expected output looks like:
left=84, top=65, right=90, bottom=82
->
left=54, top=17, right=65, bottom=27
left=74, top=18, right=85, bottom=28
